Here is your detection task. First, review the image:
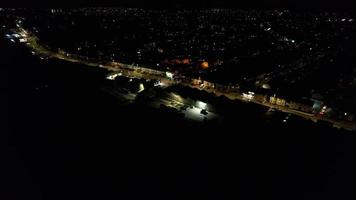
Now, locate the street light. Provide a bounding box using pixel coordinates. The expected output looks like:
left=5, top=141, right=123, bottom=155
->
left=166, top=72, right=174, bottom=79
left=196, top=101, right=207, bottom=109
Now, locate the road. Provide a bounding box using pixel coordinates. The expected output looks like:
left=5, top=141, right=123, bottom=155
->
left=14, top=27, right=356, bottom=131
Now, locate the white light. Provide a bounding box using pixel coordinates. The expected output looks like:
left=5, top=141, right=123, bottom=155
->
left=106, top=74, right=119, bottom=80
left=196, top=101, right=207, bottom=109
left=154, top=81, right=166, bottom=87
left=243, top=92, right=255, bottom=101
left=166, top=72, right=174, bottom=79
left=20, top=32, right=27, bottom=37
left=345, top=113, right=348, bottom=116
left=138, top=83, right=145, bottom=93
left=154, top=81, right=160, bottom=87
left=12, top=33, right=20, bottom=38
left=190, top=107, right=202, bottom=115
left=242, top=93, right=253, bottom=100
left=171, top=93, right=183, bottom=102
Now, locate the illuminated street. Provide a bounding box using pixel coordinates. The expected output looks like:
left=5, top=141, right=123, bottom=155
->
left=10, top=25, right=356, bottom=131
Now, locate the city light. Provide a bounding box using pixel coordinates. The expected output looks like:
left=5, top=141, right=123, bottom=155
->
left=190, top=107, right=203, bottom=115
left=106, top=73, right=119, bottom=80
left=196, top=101, right=207, bottom=109
left=138, top=83, right=145, bottom=93
left=262, top=84, right=271, bottom=89
left=171, top=93, right=183, bottom=102
left=242, top=91, right=255, bottom=101
left=166, top=72, right=174, bottom=79
left=20, top=31, right=28, bottom=37
left=154, top=81, right=165, bottom=87
left=12, top=33, right=20, bottom=38
left=201, top=61, right=209, bottom=69
left=320, top=106, right=327, bottom=115
left=7, top=8, right=356, bottom=132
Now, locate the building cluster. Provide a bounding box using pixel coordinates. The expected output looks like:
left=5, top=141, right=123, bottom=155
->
left=3, top=8, right=356, bottom=120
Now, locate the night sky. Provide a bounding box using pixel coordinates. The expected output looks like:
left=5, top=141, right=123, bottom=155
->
left=2, top=0, right=356, bottom=10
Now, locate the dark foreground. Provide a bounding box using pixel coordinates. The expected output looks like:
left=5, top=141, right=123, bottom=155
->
left=2, top=37, right=356, bottom=200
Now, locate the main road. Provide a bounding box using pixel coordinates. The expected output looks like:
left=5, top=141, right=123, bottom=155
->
left=15, top=27, right=356, bottom=131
